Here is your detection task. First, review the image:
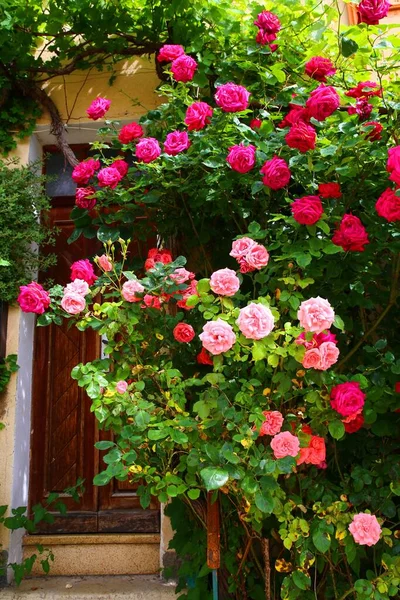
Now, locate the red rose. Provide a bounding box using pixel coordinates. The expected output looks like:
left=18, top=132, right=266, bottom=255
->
left=358, top=0, right=390, bottom=24
left=285, top=122, right=316, bottom=152
left=173, top=322, right=195, bottom=343
left=376, top=188, right=400, bottom=222
left=184, top=102, right=213, bottom=131
left=118, top=122, right=143, bottom=144
left=250, top=118, right=262, bottom=129
left=291, top=195, right=323, bottom=225
left=332, top=214, right=369, bottom=252
left=348, top=98, right=373, bottom=121
left=278, top=105, right=308, bottom=129
left=75, top=187, right=97, bottom=209
left=305, top=84, right=340, bottom=122
left=330, top=382, right=366, bottom=417
left=305, top=56, right=336, bottom=83
left=227, top=143, right=256, bottom=174
left=72, top=158, right=100, bottom=185
left=260, top=156, right=291, bottom=190
left=197, top=347, right=214, bottom=365
left=345, top=80, right=381, bottom=99
left=111, top=160, right=129, bottom=177
left=318, top=183, right=342, bottom=198
left=362, top=121, right=383, bottom=141
left=387, top=147, right=400, bottom=183
left=171, top=54, right=198, bottom=83
left=344, top=413, right=364, bottom=434
left=395, top=382, right=400, bottom=394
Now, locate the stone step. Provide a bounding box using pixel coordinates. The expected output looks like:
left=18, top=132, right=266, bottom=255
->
left=1, top=575, right=177, bottom=599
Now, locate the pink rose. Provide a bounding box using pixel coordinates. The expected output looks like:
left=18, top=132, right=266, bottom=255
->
left=184, top=102, right=213, bottom=131
left=376, top=188, right=400, bottom=222
left=199, top=319, right=236, bottom=355
left=210, top=268, right=240, bottom=297
left=348, top=98, right=373, bottom=121
left=122, top=279, right=145, bottom=302
left=305, top=85, right=340, bottom=122
left=230, top=237, right=257, bottom=259
left=332, top=214, right=369, bottom=252
left=70, top=259, right=97, bottom=285
left=305, top=56, right=336, bottom=83
left=135, top=137, right=161, bottom=163
left=65, top=279, right=90, bottom=296
left=111, top=160, right=129, bottom=177
left=260, top=156, right=291, bottom=190
left=302, top=342, right=339, bottom=370
left=97, top=167, right=123, bottom=189
left=157, top=44, right=185, bottom=63
left=97, top=255, right=113, bottom=272
left=61, top=291, right=86, bottom=315
left=362, top=121, right=383, bottom=141
left=75, top=187, right=96, bottom=210
left=237, top=302, right=274, bottom=340
left=171, top=55, right=197, bottom=83
left=164, top=131, right=191, bottom=155
left=387, top=146, right=400, bottom=180
left=285, top=122, right=316, bottom=152
left=116, top=380, right=128, bottom=394
left=358, top=0, right=390, bottom=24
left=259, top=411, right=284, bottom=436
left=278, top=105, right=308, bottom=129
left=72, top=159, right=100, bottom=185
left=244, top=244, right=270, bottom=270
left=349, top=513, right=382, bottom=546
left=291, top=195, right=323, bottom=225
left=302, top=348, right=322, bottom=370
left=170, top=268, right=195, bottom=284
left=118, top=122, right=144, bottom=144
left=17, top=282, right=51, bottom=314
left=346, top=81, right=382, bottom=99
left=297, top=436, right=326, bottom=466
left=142, top=294, right=163, bottom=310
left=270, top=431, right=300, bottom=459
left=173, top=322, right=195, bottom=343
left=298, top=297, right=335, bottom=334
left=86, top=97, right=111, bottom=120
left=215, top=83, right=250, bottom=113
left=318, top=183, right=342, bottom=199
left=227, top=143, right=256, bottom=174
left=254, top=11, right=281, bottom=33
left=330, top=382, right=366, bottom=417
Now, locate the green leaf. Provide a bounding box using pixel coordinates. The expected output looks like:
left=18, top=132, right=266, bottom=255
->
left=170, top=430, right=189, bottom=444
left=313, top=527, right=331, bottom=553
left=200, top=467, right=229, bottom=491
left=197, top=278, right=211, bottom=293
left=341, top=36, right=359, bottom=57
left=252, top=341, right=267, bottom=361
left=333, top=315, right=345, bottom=332
left=93, top=472, right=111, bottom=486
left=328, top=420, right=345, bottom=440
left=95, top=441, right=115, bottom=450
left=292, top=570, right=311, bottom=591
left=188, top=488, right=201, bottom=500
left=255, top=491, right=274, bottom=514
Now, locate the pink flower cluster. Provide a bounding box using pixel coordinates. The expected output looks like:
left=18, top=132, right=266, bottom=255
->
left=296, top=331, right=339, bottom=371
left=230, top=238, right=269, bottom=273
left=271, top=431, right=300, bottom=459
left=61, top=260, right=97, bottom=315
left=254, top=10, right=280, bottom=51
left=164, top=131, right=191, bottom=156
left=157, top=44, right=197, bottom=82
left=258, top=411, right=284, bottom=436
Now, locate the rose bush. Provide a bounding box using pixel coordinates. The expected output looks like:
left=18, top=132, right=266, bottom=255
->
left=26, top=0, right=400, bottom=598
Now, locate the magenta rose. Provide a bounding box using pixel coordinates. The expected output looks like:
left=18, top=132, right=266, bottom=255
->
left=255, top=30, right=278, bottom=50
left=97, top=255, right=113, bottom=272
left=227, top=143, right=256, bottom=174
left=118, top=122, right=144, bottom=144
left=332, top=214, right=369, bottom=252
left=349, top=513, right=382, bottom=546
left=199, top=319, right=236, bottom=355
left=86, top=97, right=111, bottom=120
left=254, top=11, right=281, bottom=33
left=135, top=137, right=161, bottom=163
left=210, top=268, right=240, bottom=297
left=358, top=0, right=390, bottom=24
left=97, top=166, right=123, bottom=189
left=61, top=291, right=86, bottom=315
left=291, top=195, right=323, bottom=225
left=72, top=158, right=100, bottom=185
left=348, top=98, right=373, bottom=121
left=285, top=122, right=316, bottom=152
left=376, top=188, right=400, bottom=222
left=296, top=331, right=337, bottom=350
left=259, top=411, right=284, bottom=437
left=305, top=56, right=336, bottom=83
left=171, top=54, right=198, bottom=82
left=122, top=279, right=145, bottom=302
left=230, top=237, right=257, bottom=260
left=184, top=102, right=213, bottom=131
left=111, top=160, right=129, bottom=177
left=387, top=146, right=400, bottom=178
left=164, top=131, right=191, bottom=155
left=157, top=44, right=185, bottom=63
left=270, top=431, right=300, bottom=459
left=237, top=302, right=274, bottom=340
left=298, top=297, right=335, bottom=334
left=215, top=83, right=250, bottom=113
left=362, top=121, right=383, bottom=141
left=75, top=187, right=96, bottom=210
left=345, top=80, right=382, bottom=99
left=116, top=380, right=128, bottom=394
left=65, top=279, right=90, bottom=296
left=330, top=381, right=366, bottom=417
left=17, top=282, right=50, bottom=314
left=260, top=156, right=291, bottom=190
left=70, top=259, right=97, bottom=285
left=173, top=323, right=195, bottom=343
left=305, top=84, right=340, bottom=121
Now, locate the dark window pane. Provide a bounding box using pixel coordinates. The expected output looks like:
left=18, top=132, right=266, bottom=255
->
left=45, top=152, right=77, bottom=197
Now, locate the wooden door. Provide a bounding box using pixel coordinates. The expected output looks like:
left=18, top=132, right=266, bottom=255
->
left=29, top=148, right=159, bottom=534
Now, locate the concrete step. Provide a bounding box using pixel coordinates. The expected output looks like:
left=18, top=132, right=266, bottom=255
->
left=0, top=575, right=178, bottom=599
